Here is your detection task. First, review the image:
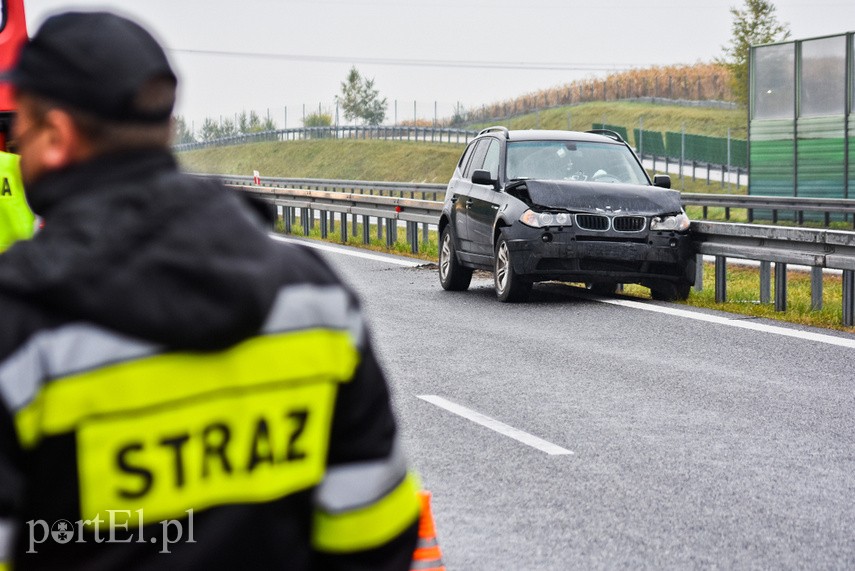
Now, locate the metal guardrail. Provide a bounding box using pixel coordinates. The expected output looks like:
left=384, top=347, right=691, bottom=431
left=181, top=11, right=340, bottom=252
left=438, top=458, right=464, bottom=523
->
left=230, top=183, right=442, bottom=252
left=202, top=174, right=447, bottom=201
left=208, top=174, right=855, bottom=228
left=692, top=221, right=855, bottom=324
left=174, top=126, right=479, bottom=152
left=217, top=177, right=855, bottom=327
left=684, top=194, right=855, bottom=227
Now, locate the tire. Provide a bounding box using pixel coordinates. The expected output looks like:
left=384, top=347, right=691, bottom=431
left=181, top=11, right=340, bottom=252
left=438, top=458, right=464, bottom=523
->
left=494, top=236, right=531, bottom=302
left=438, top=227, right=473, bottom=291
left=650, top=279, right=691, bottom=302
left=586, top=282, right=618, bottom=296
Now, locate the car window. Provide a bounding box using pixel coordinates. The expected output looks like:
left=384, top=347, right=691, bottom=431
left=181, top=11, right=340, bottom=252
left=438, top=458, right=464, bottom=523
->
left=506, top=140, right=648, bottom=185
left=463, top=138, right=490, bottom=179
left=457, top=141, right=477, bottom=175
left=482, top=139, right=501, bottom=180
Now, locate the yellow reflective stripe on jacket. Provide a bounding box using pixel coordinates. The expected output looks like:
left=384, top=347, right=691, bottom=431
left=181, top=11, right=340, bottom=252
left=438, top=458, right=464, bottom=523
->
left=79, top=380, right=338, bottom=525
left=0, top=151, right=35, bottom=251
left=312, top=472, right=421, bottom=553
left=15, top=328, right=360, bottom=449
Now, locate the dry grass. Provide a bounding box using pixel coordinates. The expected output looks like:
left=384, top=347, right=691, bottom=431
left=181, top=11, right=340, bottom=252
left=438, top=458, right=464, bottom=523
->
left=458, top=63, right=733, bottom=125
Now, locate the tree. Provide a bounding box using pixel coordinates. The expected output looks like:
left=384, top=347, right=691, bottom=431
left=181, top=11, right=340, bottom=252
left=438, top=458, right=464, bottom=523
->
left=199, top=117, right=221, bottom=142
left=172, top=115, right=196, bottom=144
left=336, top=66, right=387, bottom=125
left=303, top=111, right=332, bottom=138
left=719, top=0, right=790, bottom=106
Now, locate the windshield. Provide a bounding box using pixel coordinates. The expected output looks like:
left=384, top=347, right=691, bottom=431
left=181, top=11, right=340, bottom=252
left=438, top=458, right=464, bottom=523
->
left=506, top=140, right=649, bottom=185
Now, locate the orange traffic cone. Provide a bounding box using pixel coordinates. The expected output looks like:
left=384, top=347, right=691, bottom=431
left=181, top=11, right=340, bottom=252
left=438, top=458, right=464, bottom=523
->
left=410, top=491, right=446, bottom=571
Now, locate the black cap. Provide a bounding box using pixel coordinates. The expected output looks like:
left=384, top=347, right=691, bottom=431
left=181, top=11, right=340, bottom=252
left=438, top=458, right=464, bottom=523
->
left=2, top=11, right=176, bottom=123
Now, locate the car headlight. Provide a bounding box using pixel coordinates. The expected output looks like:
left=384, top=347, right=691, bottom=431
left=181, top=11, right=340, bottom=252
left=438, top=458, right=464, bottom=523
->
left=650, top=212, right=690, bottom=232
left=520, top=209, right=572, bottom=228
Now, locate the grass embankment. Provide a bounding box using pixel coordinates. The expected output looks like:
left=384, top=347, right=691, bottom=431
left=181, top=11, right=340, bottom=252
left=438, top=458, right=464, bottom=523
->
left=179, top=139, right=462, bottom=183
left=178, top=101, right=854, bottom=333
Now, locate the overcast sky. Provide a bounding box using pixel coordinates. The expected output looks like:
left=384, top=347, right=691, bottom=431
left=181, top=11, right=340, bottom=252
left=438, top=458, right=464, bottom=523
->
left=23, top=1, right=855, bottom=131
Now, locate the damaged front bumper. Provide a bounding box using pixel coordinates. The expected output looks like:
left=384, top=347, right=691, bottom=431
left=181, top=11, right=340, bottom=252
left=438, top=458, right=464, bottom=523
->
left=503, top=224, right=695, bottom=284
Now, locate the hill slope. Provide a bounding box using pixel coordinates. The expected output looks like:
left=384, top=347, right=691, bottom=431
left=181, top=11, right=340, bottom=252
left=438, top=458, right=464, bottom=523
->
left=178, top=101, right=745, bottom=182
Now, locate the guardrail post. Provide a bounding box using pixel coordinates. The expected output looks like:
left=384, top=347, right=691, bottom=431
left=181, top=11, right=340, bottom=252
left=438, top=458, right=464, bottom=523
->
left=694, top=254, right=703, bottom=291
left=377, top=217, right=383, bottom=240
left=408, top=222, right=419, bottom=254
left=301, top=208, right=309, bottom=235
left=340, top=213, right=348, bottom=243
left=329, top=211, right=335, bottom=233
left=309, top=208, right=316, bottom=229
left=775, top=263, right=788, bottom=312
left=352, top=214, right=358, bottom=236
left=811, top=267, right=823, bottom=310
left=320, top=210, right=328, bottom=239
left=422, top=223, right=429, bottom=245
left=760, top=261, right=771, bottom=304
left=715, top=256, right=727, bottom=303
left=283, top=206, right=292, bottom=234
left=362, top=215, right=370, bottom=244
left=386, top=219, right=396, bottom=248
left=843, top=270, right=855, bottom=327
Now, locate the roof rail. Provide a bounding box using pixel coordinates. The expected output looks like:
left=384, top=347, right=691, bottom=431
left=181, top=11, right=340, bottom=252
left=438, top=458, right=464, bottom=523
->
left=478, top=126, right=510, bottom=139
left=586, top=129, right=625, bottom=143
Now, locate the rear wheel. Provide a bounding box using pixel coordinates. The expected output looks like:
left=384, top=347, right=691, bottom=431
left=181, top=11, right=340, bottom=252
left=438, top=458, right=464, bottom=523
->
left=586, top=282, right=619, bottom=296
left=494, top=236, right=531, bottom=302
left=439, top=227, right=473, bottom=291
left=650, top=279, right=691, bottom=302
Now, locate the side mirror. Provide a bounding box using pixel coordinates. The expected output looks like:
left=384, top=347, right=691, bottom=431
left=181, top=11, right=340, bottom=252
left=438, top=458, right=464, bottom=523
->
left=471, top=169, right=498, bottom=190
left=653, top=174, right=671, bottom=189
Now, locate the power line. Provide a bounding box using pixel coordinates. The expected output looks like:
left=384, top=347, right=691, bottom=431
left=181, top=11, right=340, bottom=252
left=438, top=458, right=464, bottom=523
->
left=170, top=48, right=637, bottom=72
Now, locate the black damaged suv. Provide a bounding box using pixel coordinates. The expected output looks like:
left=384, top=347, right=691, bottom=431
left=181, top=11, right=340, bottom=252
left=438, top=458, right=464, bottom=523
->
left=438, top=127, right=695, bottom=302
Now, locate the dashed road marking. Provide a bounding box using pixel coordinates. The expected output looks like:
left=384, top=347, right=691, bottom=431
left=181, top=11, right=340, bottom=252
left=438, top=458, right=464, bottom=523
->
left=417, top=395, right=573, bottom=456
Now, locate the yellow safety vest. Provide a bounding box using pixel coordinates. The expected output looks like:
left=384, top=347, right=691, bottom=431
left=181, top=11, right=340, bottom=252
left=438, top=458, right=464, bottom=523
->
left=0, top=151, right=35, bottom=252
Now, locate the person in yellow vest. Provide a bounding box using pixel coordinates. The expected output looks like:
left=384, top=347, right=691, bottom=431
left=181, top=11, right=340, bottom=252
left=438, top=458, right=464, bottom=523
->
left=0, top=11, right=418, bottom=570
left=0, top=150, right=34, bottom=251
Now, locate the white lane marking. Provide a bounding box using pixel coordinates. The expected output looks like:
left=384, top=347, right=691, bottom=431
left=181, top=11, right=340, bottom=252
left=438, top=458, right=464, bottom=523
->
left=271, top=235, right=421, bottom=267
left=597, top=296, right=855, bottom=350
left=417, top=395, right=573, bottom=456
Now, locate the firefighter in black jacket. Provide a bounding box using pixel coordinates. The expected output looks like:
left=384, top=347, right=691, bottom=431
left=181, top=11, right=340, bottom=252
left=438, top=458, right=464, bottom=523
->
left=0, top=11, right=419, bottom=570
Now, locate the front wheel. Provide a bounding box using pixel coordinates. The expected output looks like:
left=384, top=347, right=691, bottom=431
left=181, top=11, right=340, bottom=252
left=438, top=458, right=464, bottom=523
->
left=494, top=236, right=531, bottom=302
left=439, top=227, right=473, bottom=291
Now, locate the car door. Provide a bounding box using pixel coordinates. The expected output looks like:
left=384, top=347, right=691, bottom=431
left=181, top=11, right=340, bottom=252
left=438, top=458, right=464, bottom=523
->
left=451, top=138, right=490, bottom=253
left=467, top=138, right=503, bottom=257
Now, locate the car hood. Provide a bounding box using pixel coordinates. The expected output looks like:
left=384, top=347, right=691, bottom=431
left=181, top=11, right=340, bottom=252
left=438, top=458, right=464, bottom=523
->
left=514, top=179, right=683, bottom=215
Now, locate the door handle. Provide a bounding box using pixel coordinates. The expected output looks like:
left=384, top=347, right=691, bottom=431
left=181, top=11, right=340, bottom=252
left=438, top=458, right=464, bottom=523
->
left=450, top=196, right=458, bottom=203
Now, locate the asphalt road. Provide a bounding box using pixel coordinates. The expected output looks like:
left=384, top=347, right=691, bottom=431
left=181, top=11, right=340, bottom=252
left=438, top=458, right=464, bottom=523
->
left=278, top=237, right=855, bottom=570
